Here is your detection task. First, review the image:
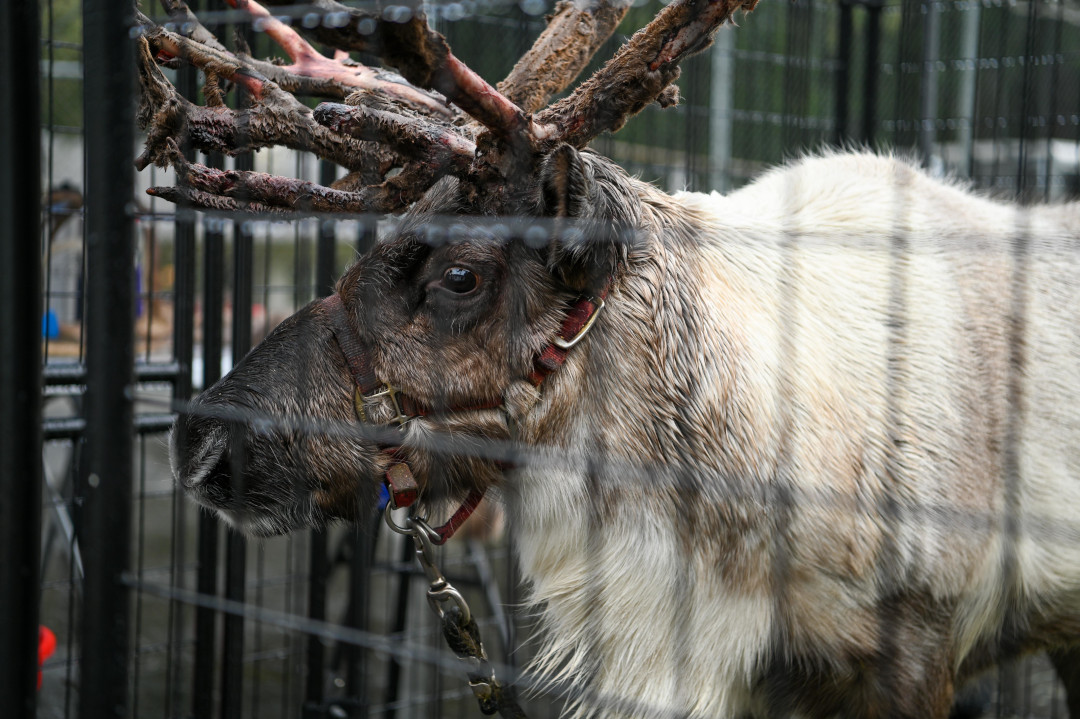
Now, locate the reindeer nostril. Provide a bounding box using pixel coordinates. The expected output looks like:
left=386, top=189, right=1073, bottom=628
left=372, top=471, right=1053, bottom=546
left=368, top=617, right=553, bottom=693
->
left=173, top=416, right=229, bottom=490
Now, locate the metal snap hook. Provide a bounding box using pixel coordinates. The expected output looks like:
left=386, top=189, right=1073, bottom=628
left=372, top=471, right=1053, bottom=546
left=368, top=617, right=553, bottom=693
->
left=383, top=503, right=416, bottom=536
left=428, top=584, right=472, bottom=625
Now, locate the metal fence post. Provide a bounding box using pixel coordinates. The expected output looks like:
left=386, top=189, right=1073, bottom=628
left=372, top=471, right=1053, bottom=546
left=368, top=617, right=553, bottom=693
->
left=0, top=2, right=43, bottom=717
left=304, top=158, right=340, bottom=718
left=834, top=0, right=854, bottom=147
left=79, top=1, right=137, bottom=717
left=193, top=170, right=225, bottom=718
left=862, top=0, right=883, bottom=145
left=167, top=54, right=198, bottom=718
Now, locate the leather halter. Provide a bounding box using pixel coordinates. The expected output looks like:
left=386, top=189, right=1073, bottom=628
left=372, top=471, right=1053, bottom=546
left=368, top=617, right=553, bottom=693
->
left=322, top=287, right=607, bottom=543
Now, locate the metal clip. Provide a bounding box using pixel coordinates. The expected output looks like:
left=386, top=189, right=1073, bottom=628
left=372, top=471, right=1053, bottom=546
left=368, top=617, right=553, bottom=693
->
left=383, top=503, right=414, bottom=536
left=413, top=518, right=473, bottom=624
left=552, top=296, right=605, bottom=350
left=468, top=678, right=495, bottom=704
left=362, top=384, right=410, bottom=425
left=385, top=510, right=475, bottom=625
left=427, top=583, right=472, bottom=624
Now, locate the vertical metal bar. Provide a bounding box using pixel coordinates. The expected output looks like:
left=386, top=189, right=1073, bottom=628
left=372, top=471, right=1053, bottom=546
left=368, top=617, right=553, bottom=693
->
left=317, top=161, right=338, bottom=300
left=345, top=524, right=374, bottom=715
left=384, top=537, right=415, bottom=719
left=193, top=0, right=224, bottom=707
left=221, top=216, right=252, bottom=718
left=193, top=155, right=226, bottom=719
left=862, top=0, right=883, bottom=145
left=834, top=0, right=853, bottom=146
left=1015, top=0, right=1040, bottom=200
left=956, top=0, right=981, bottom=178
left=221, top=227, right=252, bottom=719
left=78, top=0, right=136, bottom=717
left=782, top=0, right=813, bottom=152
left=918, top=0, right=941, bottom=165
left=221, top=29, right=255, bottom=705
left=166, top=52, right=198, bottom=719
left=708, top=27, right=735, bottom=193
left=1042, top=0, right=1065, bottom=202
left=682, top=54, right=704, bottom=192
left=221, top=436, right=247, bottom=719
left=0, top=2, right=43, bottom=717
left=304, top=529, right=329, bottom=718
left=305, top=158, right=339, bottom=718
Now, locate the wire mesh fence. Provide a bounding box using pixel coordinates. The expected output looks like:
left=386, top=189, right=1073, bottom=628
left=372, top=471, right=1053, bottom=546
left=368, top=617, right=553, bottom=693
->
left=8, top=0, right=1080, bottom=717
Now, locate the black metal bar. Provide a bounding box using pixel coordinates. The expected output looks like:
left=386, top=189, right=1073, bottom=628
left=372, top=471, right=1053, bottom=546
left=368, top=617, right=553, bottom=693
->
left=781, top=0, right=812, bottom=152
left=834, top=0, right=853, bottom=146
left=221, top=434, right=248, bottom=719
left=1015, top=0, right=1040, bottom=200
left=0, top=2, right=43, bottom=716
left=918, top=0, right=941, bottom=165
left=861, top=0, right=882, bottom=145
left=305, top=159, right=339, bottom=717
left=192, top=4, right=224, bottom=706
left=304, top=529, right=330, bottom=718
left=345, top=522, right=375, bottom=716
left=221, top=143, right=254, bottom=719
left=357, top=216, right=377, bottom=257
left=78, top=1, right=137, bottom=717
left=166, top=50, right=197, bottom=713
left=1042, top=0, right=1065, bottom=202
left=317, top=161, right=339, bottom=298
left=384, top=537, right=415, bottom=719
left=193, top=153, right=226, bottom=719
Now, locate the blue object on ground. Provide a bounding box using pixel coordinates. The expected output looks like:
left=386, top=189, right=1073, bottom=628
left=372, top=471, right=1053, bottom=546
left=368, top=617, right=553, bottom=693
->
left=43, top=310, right=59, bottom=339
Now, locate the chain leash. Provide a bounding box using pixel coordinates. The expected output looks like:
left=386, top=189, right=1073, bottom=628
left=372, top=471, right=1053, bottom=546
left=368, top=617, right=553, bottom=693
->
left=385, top=505, right=529, bottom=719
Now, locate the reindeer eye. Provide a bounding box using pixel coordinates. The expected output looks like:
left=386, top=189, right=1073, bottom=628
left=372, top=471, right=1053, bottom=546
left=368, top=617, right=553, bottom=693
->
left=441, top=266, right=479, bottom=294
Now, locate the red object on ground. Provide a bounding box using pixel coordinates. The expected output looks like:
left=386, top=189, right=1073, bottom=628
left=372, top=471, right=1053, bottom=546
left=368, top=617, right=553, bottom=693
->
left=38, top=626, right=56, bottom=690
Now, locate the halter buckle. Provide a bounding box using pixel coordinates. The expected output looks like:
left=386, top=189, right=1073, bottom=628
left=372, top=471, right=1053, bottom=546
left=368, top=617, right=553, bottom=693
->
left=552, top=296, right=605, bottom=350
left=356, top=384, right=410, bottom=425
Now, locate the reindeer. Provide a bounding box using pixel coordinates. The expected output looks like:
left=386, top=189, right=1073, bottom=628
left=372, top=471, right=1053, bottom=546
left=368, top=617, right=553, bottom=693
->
left=140, top=0, right=1080, bottom=716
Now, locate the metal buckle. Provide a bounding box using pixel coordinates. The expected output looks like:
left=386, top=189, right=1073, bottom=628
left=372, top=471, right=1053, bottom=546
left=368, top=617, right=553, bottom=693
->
left=358, top=384, right=410, bottom=425
left=551, top=296, right=605, bottom=350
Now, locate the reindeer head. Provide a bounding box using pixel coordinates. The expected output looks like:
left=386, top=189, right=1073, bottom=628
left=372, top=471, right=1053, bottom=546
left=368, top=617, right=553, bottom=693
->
left=150, top=0, right=757, bottom=535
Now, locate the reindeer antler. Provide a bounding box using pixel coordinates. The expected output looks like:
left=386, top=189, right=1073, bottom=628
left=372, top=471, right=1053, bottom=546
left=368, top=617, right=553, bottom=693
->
left=535, top=0, right=758, bottom=148
left=139, top=0, right=757, bottom=215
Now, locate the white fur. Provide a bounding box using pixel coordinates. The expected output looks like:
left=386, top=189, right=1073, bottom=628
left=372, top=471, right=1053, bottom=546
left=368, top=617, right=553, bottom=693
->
left=505, top=153, right=1080, bottom=717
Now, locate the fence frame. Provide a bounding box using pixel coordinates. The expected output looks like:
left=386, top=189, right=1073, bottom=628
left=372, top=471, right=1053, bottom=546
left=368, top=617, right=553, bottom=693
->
left=0, top=2, right=44, bottom=717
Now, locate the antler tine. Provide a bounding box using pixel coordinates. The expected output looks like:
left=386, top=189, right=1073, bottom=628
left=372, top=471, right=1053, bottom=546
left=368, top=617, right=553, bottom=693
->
left=314, top=102, right=475, bottom=169
left=497, top=0, right=632, bottom=115
left=149, top=138, right=439, bottom=215
left=256, top=0, right=533, bottom=147
left=226, top=0, right=455, bottom=118
left=535, top=0, right=759, bottom=149
left=134, top=30, right=398, bottom=174
left=155, top=0, right=366, bottom=100
left=158, top=0, right=229, bottom=53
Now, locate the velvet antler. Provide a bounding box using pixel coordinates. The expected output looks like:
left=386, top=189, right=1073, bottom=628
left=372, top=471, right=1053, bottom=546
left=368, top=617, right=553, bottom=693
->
left=138, top=0, right=759, bottom=215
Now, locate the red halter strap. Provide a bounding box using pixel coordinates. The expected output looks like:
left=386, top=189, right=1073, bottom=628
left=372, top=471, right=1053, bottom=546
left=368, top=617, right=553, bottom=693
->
left=527, top=290, right=608, bottom=387
left=382, top=453, right=485, bottom=545
left=324, top=294, right=489, bottom=544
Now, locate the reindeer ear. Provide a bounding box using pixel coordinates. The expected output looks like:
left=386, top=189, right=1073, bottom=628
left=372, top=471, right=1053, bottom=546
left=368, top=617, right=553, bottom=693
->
left=540, top=144, right=590, bottom=218
left=538, top=145, right=621, bottom=293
